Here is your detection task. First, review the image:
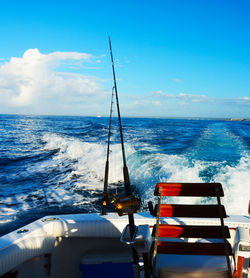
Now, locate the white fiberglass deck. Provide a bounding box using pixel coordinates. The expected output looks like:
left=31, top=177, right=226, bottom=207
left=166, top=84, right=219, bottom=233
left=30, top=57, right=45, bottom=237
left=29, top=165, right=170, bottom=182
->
left=0, top=213, right=249, bottom=278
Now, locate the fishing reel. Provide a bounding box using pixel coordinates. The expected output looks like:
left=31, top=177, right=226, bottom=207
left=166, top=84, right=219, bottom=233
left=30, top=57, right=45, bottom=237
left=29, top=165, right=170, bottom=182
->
left=115, top=195, right=141, bottom=216
left=103, top=194, right=141, bottom=216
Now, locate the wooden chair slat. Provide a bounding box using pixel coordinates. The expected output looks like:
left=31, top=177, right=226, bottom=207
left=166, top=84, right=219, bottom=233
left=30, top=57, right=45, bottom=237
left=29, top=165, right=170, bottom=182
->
left=157, top=241, right=233, bottom=256
left=152, top=224, right=230, bottom=238
left=159, top=204, right=226, bottom=218
left=154, top=182, right=224, bottom=197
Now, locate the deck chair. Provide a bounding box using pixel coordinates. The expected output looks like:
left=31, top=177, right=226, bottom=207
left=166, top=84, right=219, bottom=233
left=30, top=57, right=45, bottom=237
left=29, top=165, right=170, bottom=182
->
left=150, top=182, right=233, bottom=278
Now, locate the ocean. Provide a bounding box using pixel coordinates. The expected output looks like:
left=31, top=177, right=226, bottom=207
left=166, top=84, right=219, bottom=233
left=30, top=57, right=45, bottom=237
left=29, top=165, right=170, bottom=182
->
left=0, top=114, right=250, bottom=236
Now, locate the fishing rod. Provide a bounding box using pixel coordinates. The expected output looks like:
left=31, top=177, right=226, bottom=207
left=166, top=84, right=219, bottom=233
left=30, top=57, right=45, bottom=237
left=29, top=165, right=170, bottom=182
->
left=108, top=36, right=139, bottom=264
left=102, top=87, right=115, bottom=215
left=102, top=38, right=140, bottom=220
left=108, top=37, right=132, bottom=196
left=109, top=37, right=133, bottom=206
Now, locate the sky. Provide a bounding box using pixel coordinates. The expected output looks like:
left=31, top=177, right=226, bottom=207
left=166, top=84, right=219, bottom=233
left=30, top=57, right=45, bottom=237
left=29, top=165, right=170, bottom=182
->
left=0, top=0, right=249, bottom=118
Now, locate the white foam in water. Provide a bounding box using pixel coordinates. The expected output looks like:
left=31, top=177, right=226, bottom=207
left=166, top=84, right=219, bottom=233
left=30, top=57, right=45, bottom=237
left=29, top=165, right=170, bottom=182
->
left=132, top=148, right=250, bottom=215
left=12, top=132, right=245, bottom=217
left=0, top=207, right=16, bottom=224
left=2, top=120, right=249, bottom=235
left=130, top=152, right=203, bottom=192
left=0, top=131, right=247, bottom=227
left=0, top=195, right=30, bottom=225
left=215, top=153, right=250, bottom=215
left=131, top=153, right=208, bottom=207
left=42, top=132, right=136, bottom=188
left=43, top=133, right=86, bottom=160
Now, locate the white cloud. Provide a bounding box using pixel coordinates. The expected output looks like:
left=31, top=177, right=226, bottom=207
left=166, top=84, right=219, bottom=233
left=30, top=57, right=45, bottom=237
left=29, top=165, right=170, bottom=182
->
left=237, top=97, right=249, bottom=101
left=177, top=92, right=207, bottom=103
left=145, top=89, right=250, bottom=117
left=0, top=49, right=107, bottom=114
left=154, top=90, right=165, bottom=96
left=153, top=90, right=208, bottom=103
left=173, top=78, right=181, bottom=83
left=152, top=90, right=250, bottom=108
left=153, top=101, right=161, bottom=106
left=1, top=50, right=249, bottom=118
left=131, top=99, right=162, bottom=107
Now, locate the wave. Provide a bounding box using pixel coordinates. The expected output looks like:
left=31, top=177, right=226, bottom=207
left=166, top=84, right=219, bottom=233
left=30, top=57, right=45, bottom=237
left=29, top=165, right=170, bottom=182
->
left=0, top=150, right=56, bottom=167
left=1, top=128, right=249, bottom=234
left=42, top=132, right=249, bottom=215
left=214, top=154, right=250, bottom=215
left=42, top=132, right=135, bottom=185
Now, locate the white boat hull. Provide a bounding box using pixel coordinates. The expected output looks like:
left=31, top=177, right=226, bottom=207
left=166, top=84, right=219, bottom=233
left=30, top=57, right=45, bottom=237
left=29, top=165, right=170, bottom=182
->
left=0, top=212, right=249, bottom=277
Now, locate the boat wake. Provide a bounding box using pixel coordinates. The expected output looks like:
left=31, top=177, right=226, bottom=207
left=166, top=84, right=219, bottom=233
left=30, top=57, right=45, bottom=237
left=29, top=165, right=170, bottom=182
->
left=0, top=116, right=249, bottom=235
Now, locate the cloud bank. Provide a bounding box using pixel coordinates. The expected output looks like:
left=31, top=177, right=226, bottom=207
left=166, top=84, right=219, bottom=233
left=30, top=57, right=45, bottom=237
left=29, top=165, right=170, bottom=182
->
left=0, top=49, right=108, bottom=115
left=0, top=49, right=249, bottom=118
left=123, top=90, right=250, bottom=118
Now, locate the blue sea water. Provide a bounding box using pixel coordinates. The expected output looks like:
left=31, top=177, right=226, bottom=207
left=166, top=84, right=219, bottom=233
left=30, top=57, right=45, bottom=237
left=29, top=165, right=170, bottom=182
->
left=0, top=114, right=250, bottom=236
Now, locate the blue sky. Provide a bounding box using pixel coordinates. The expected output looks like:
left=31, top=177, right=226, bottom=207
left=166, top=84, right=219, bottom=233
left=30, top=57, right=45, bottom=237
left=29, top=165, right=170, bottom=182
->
left=0, top=0, right=249, bottom=118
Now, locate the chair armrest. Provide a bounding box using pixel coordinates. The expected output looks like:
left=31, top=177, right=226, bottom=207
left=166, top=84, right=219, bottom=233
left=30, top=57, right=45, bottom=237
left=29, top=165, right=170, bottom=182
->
left=120, top=224, right=152, bottom=254
left=233, top=227, right=250, bottom=259
left=120, top=224, right=137, bottom=245
left=133, top=225, right=152, bottom=254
